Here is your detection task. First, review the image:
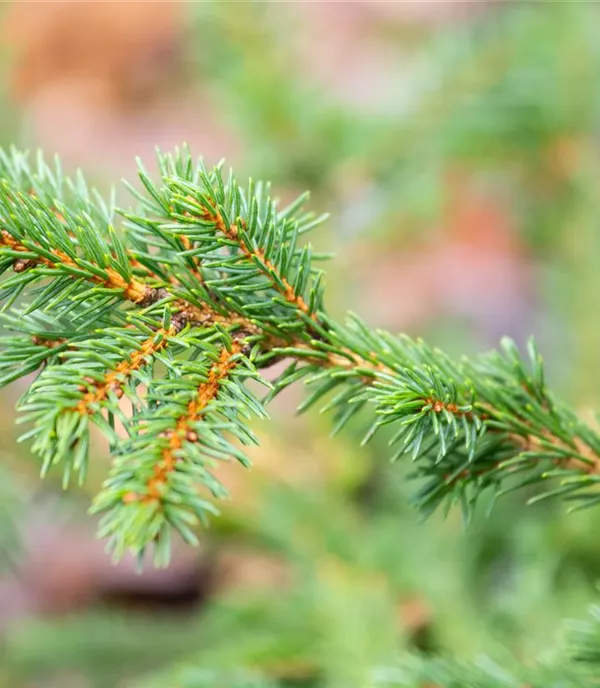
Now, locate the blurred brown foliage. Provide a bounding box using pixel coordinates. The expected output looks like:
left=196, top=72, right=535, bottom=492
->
left=1, top=0, right=241, bottom=177
left=3, top=0, right=184, bottom=110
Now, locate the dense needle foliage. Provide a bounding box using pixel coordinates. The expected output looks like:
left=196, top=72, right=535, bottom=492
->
left=2, top=146, right=600, bottom=685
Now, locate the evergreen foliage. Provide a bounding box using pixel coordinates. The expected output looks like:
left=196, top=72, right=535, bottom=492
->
left=2, top=145, right=600, bottom=685
left=2, top=146, right=600, bottom=564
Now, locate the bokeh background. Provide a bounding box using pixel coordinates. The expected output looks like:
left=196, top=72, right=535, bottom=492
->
left=1, top=1, right=600, bottom=686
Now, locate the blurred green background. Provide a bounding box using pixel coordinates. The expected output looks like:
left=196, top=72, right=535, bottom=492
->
left=1, top=1, right=600, bottom=686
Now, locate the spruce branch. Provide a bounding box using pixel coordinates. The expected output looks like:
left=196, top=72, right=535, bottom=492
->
left=1, top=145, right=599, bottom=564
left=140, top=602, right=600, bottom=688
left=145, top=655, right=588, bottom=688
left=92, top=334, right=267, bottom=565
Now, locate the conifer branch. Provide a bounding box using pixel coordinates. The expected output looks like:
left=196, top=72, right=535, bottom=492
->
left=142, top=340, right=245, bottom=504
left=74, top=324, right=178, bottom=416
left=1, top=145, right=599, bottom=564
left=208, top=208, right=314, bottom=318
left=0, top=227, right=153, bottom=304
left=142, top=601, right=600, bottom=687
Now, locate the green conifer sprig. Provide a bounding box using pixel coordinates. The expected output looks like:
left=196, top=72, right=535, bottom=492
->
left=1, top=146, right=599, bottom=565
left=138, top=602, right=600, bottom=687
left=566, top=604, right=600, bottom=672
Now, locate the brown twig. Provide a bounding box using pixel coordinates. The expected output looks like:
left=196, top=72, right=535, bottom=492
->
left=31, top=334, right=67, bottom=349
left=140, top=342, right=244, bottom=503
left=0, top=229, right=260, bottom=335
left=195, top=203, right=315, bottom=318
left=1, top=229, right=154, bottom=304
left=75, top=325, right=176, bottom=415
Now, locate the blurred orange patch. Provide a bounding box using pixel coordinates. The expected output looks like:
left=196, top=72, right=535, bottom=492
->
left=3, top=0, right=184, bottom=110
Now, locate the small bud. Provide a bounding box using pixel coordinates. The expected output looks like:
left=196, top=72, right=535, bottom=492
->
left=13, top=258, right=34, bottom=273
left=186, top=430, right=198, bottom=443
left=77, top=377, right=95, bottom=392
left=171, top=311, right=190, bottom=333
left=138, top=286, right=169, bottom=308
left=109, top=385, right=125, bottom=399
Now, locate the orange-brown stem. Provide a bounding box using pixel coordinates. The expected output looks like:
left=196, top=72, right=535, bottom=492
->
left=142, top=342, right=243, bottom=502
left=1, top=230, right=152, bottom=304
left=0, top=229, right=260, bottom=334
left=424, top=396, right=488, bottom=422
left=178, top=233, right=205, bottom=284
left=32, top=334, right=67, bottom=349
left=196, top=204, right=315, bottom=318
left=75, top=326, right=176, bottom=415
